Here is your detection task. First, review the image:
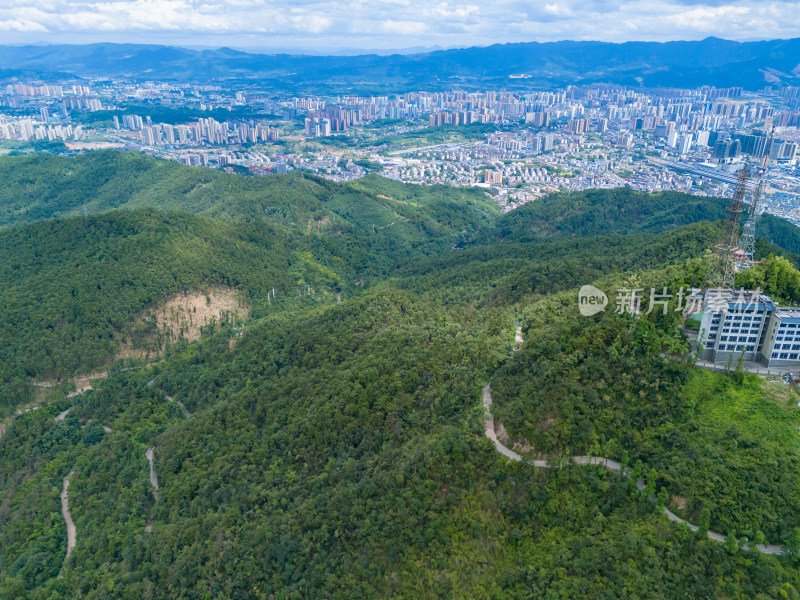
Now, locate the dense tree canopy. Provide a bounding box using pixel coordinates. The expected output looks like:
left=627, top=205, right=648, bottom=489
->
left=2, top=152, right=800, bottom=599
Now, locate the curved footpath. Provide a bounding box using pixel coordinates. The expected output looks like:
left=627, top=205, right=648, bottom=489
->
left=145, top=447, right=159, bottom=533
left=61, top=471, right=76, bottom=562
left=146, top=447, right=159, bottom=501
left=483, top=374, right=786, bottom=555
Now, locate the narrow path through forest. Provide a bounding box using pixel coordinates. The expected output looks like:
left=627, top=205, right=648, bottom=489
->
left=146, top=448, right=159, bottom=501
left=483, top=384, right=785, bottom=555
left=61, top=471, right=76, bottom=562
left=483, top=327, right=787, bottom=556
left=166, top=395, right=190, bottom=418
left=147, top=380, right=190, bottom=417
left=145, top=447, right=159, bottom=533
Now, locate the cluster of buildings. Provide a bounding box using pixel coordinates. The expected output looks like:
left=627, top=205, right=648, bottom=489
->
left=113, top=115, right=280, bottom=147
left=2, top=77, right=800, bottom=217
left=699, top=289, right=800, bottom=368
left=0, top=117, right=84, bottom=142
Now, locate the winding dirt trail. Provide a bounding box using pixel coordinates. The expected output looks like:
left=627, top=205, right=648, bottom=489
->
left=146, top=448, right=159, bottom=501
left=483, top=384, right=785, bottom=555
left=166, top=395, right=190, bottom=418
left=145, top=447, right=159, bottom=533
left=483, top=326, right=787, bottom=556
left=61, top=471, right=76, bottom=561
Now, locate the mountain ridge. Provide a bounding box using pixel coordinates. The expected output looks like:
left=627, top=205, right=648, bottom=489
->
left=1, top=37, right=799, bottom=89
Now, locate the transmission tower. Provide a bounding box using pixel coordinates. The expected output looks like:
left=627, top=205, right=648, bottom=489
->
left=705, top=164, right=750, bottom=290
left=737, top=127, right=774, bottom=270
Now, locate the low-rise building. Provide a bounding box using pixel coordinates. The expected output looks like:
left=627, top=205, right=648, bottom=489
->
left=698, top=288, right=800, bottom=367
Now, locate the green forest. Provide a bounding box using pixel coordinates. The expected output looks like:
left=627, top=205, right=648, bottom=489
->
left=2, top=151, right=800, bottom=599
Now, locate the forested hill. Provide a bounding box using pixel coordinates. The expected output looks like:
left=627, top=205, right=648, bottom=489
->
left=475, top=187, right=800, bottom=258
left=2, top=151, right=800, bottom=411
left=0, top=153, right=504, bottom=409
left=478, top=188, right=728, bottom=244
left=0, top=152, right=497, bottom=251
left=3, top=152, right=800, bottom=597
left=4, top=217, right=800, bottom=597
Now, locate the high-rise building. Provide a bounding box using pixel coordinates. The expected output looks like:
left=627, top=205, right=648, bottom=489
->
left=141, top=126, right=155, bottom=146
left=714, top=138, right=741, bottom=162
left=667, top=131, right=679, bottom=147
left=677, top=133, right=693, bottom=155
left=567, top=118, right=587, bottom=134
left=484, top=170, right=503, bottom=185
left=320, top=118, right=331, bottom=137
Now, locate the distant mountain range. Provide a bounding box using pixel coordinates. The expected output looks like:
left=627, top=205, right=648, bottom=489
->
left=0, top=37, right=799, bottom=90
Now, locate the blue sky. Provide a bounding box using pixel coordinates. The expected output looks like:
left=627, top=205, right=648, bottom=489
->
left=0, top=0, right=797, bottom=52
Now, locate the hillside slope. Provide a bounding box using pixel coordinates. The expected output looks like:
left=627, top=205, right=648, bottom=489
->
left=0, top=209, right=358, bottom=410
left=477, top=188, right=728, bottom=244
left=0, top=152, right=498, bottom=263
left=4, top=219, right=800, bottom=598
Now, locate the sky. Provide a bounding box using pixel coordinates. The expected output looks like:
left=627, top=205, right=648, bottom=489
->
left=0, top=0, right=798, bottom=53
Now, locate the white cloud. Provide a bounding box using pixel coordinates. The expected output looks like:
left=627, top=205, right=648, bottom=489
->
left=0, top=0, right=798, bottom=50
left=422, top=3, right=480, bottom=20
left=0, top=18, right=48, bottom=31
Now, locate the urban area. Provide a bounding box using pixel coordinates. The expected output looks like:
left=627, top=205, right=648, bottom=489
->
left=2, top=80, right=800, bottom=223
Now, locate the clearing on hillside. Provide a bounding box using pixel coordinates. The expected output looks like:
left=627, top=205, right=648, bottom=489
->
left=118, top=288, right=249, bottom=361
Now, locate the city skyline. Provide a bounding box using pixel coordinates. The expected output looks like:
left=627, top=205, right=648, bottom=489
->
left=0, top=0, right=799, bottom=52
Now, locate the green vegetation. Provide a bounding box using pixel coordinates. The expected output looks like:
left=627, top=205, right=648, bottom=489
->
left=0, top=209, right=354, bottom=409
left=2, top=151, right=800, bottom=598
left=353, top=158, right=384, bottom=172
left=0, top=155, right=499, bottom=409
left=0, top=139, right=68, bottom=156
left=490, top=289, right=800, bottom=543
left=479, top=187, right=727, bottom=245
left=738, top=254, right=800, bottom=304
left=757, top=213, right=800, bottom=256
left=0, top=151, right=497, bottom=242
